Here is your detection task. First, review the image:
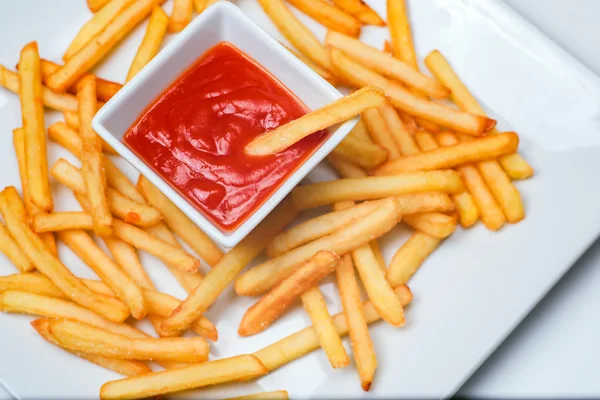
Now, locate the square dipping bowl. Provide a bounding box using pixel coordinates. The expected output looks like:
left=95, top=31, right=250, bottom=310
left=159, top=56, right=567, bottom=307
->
left=93, top=1, right=358, bottom=248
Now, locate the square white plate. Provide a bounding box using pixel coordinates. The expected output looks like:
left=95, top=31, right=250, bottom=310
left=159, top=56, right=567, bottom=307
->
left=1, top=0, right=600, bottom=398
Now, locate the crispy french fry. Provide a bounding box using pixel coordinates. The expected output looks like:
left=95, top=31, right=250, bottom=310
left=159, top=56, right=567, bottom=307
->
left=137, top=176, right=223, bottom=266
left=66, top=0, right=136, bottom=60
left=286, top=0, right=361, bottom=37
left=194, top=0, right=219, bottom=13
left=239, top=251, right=339, bottom=336
left=386, top=232, right=441, bottom=286
left=326, top=153, right=368, bottom=178
left=280, top=42, right=338, bottom=85
left=225, top=391, right=289, bottom=400
left=88, top=0, right=111, bottom=12
left=235, top=198, right=401, bottom=296
left=0, top=223, right=34, bottom=272
left=331, top=135, right=389, bottom=170
left=0, top=187, right=128, bottom=322
left=451, top=191, right=479, bottom=228
left=425, top=50, right=534, bottom=180
left=61, top=111, right=118, bottom=155
left=254, top=285, right=412, bottom=372
left=414, top=131, right=437, bottom=151
left=0, top=65, right=79, bottom=111
left=378, top=104, right=420, bottom=155
left=369, top=240, right=386, bottom=272
left=100, top=355, right=268, bottom=400
left=160, top=198, right=297, bottom=334
left=360, top=108, right=401, bottom=159
left=57, top=229, right=147, bottom=319
left=0, top=274, right=64, bottom=298
left=246, top=87, right=386, bottom=155
left=329, top=50, right=496, bottom=135
left=477, top=159, right=525, bottom=223
left=78, top=75, right=113, bottom=236
left=51, top=159, right=162, bottom=227
left=292, top=170, right=464, bottom=209
left=19, top=42, right=53, bottom=212
left=301, top=286, right=349, bottom=368
left=168, top=0, right=193, bottom=33
left=374, top=132, right=519, bottom=175
left=32, top=318, right=209, bottom=363
left=348, top=118, right=371, bottom=141
left=258, top=0, right=332, bottom=71
left=326, top=31, right=449, bottom=99
left=331, top=0, right=385, bottom=26
left=48, top=0, right=163, bottom=92
left=387, top=0, right=416, bottom=69
left=127, top=6, right=168, bottom=81
left=403, top=212, right=457, bottom=238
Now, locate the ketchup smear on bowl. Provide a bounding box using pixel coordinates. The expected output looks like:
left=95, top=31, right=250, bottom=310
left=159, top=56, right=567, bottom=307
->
left=124, top=42, right=327, bottom=232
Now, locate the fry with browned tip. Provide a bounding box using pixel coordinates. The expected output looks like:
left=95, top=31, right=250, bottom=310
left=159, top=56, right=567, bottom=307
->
left=286, top=0, right=361, bottom=37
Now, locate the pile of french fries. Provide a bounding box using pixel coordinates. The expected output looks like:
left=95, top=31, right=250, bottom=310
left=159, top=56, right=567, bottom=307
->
left=0, top=0, right=534, bottom=398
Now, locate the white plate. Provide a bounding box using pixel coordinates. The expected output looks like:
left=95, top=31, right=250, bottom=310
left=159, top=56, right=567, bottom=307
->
left=1, top=0, right=600, bottom=398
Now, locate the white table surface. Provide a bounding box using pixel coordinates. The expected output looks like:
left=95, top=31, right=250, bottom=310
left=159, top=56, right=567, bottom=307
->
left=2, top=0, right=600, bottom=398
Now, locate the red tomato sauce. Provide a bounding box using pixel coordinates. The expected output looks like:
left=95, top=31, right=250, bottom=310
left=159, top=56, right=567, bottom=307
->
left=124, top=42, right=327, bottom=232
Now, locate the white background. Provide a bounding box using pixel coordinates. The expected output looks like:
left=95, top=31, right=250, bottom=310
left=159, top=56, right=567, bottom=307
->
left=2, top=0, right=600, bottom=398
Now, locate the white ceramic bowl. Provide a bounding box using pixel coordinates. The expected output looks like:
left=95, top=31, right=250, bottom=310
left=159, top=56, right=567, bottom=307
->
left=93, top=1, right=357, bottom=248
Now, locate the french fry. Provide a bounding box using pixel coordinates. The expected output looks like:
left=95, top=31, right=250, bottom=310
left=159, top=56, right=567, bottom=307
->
left=331, top=0, right=385, bottom=26
left=331, top=135, right=389, bottom=170
left=300, top=286, right=349, bottom=368
left=225, top=391, right=289, bottom=400
left=0, top=223, right=34, bottom=272
left=168, top=0, right=193, bottom=33
left=66, top=0, right=136, bottom=61
left=254, top=285, right=412, bottom=372
left=32, top=318, right=209, bottom=363
left=51, top=159, right=162, bottom=227
left=477, top=159, right=525, bottom=223
left=88, top=0, right=111, bottom=12
left=348, top=118, right=371, bottom=142
left=403, top=212, right=457, bottom=238
left=378, top=104, right=420, bottom=155
left=359, top=108, right=401, bottom=159
left=235, top=198, right=401, bottom=296
left=57, top=229, right=147, bottom=319
left=127, top=6, right=168, bottom=81
left=425, top=50, right=534, bottom=180
left=326, top=153, right=368, bottom=178
left=194, top=0, right=219, bottom=13
left=239, top=251, right=339, bottom=336
left=48, top=0, right=163, bottom=92
left=19, top=42, right=53, bottom=212
left=286, top=0, right=361, bottom=37
left=78, top=75, right=113, bottom=236
left=387, top=0, right=416, bottom=70
left=329, top=50, right=496, bottom=135
left=0, top=65, right=79, bottom=111
left=369, top=240, right=387, bottom=272
left=326, top=31, right=449, bottom=99
left=61, top=111, right=118, bottom=155
left=137, top=176, right=223, bottom=266
left=280, top=42, right=338, bottom=85
left=100, top=355, right=268, bottom=400
left=292, top=170, right=464, bottom=209
left=386, top=232, right=441, bottom=286
left=245, top=87, right=386, bottom=155
left=374, top=132, right=519, bottom=175
left=257, top=0, right=332, bottom=71
left=0, top=274, right=64, bottom=298
left=159, top=198, right=297, bottom=334
left=0, top=187, right=129, bottom=322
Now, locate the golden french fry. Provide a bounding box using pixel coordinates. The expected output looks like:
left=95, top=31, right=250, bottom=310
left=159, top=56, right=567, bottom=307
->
left=19, top=42, right=53, bottom=212
left=88, top=0, right=111, bottom=12
left=61, top=111, right=118, bottom=155
left=348, top=118, right=371, bottom=141
left=378, top=104, right=420, bottom=155
left=0, top=223, right=34, bottom=272
left=48, top=0, right=162, bottom=92
left=326, top=31, right=449, bottom=99
left=452, top=191, right=479, bottom=228
left=246, top=87, right=386, bottom=155
left=280, top=42, right=338, bottom=85
left=57, top=229, right=147, bottom=319
left=258, top=0, right=332, bottom=71
left=387, top=232, right=441, bottom=286
left=414, top=131, right=437, bottom=152
left=0, top=187, right=129, bottom=322
left=137, top=176, right=223, bottom=266
left=301, top=286, right=349, bottom=368
left=100, top=355, right=268, bottom=400
left=66, top=0, right=136, bottom=60
left=254, top=285, right=412, bottom=372
left=363, top=108, right=403, bottom=160
left=168, top=0, right=193, bottom=33
left=235, top=198, right=401, bottom=296
left=78, top=75, right=113, bottom=236
left=425, top=50, right=534, bottom=180
left=331, top=0, right=385, bottom=26
left=32, top=318, right=209, bottom=363
left=369, top=240, right=386, bottom=272
left=194, top=0, right=219, bottom=13
left=160, top=199, right=297, bottom=334
left=239, top=251, right=339, bottom=336
left=326, top=153, right=368, bottom=178
left=403, top=212, right=457, bottom=238
left=286, top=0, right=361, bottom=37
left=225, top=391, right=289, bottom=400
left=127, top=6, right=168, bottom=81
left=329, top=50, right=497, bottom=136
left=375, top=132, right=519, bottom=175
left=387, top=0, right=417, bottom=68
left=0, top=274, right=65, bottom=298
left=292, top=170, right=464, bottom=209
left=331, top=135, right=389, bottom=170
left=477, top=160, right=525, bottom=223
